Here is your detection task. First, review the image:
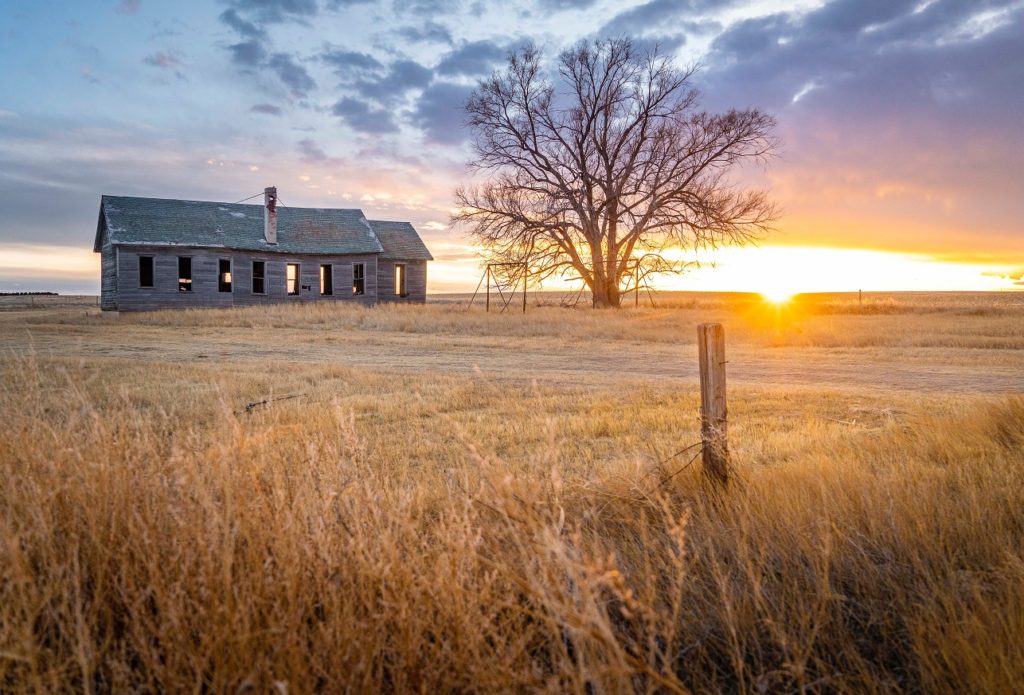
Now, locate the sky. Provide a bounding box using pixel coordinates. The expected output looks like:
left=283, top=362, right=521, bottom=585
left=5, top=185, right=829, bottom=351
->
left=0, top=0, right=1022, bottom=295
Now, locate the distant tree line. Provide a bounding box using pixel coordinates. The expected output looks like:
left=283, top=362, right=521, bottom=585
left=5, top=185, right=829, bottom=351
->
left=0, top=292, right=59, bottom=296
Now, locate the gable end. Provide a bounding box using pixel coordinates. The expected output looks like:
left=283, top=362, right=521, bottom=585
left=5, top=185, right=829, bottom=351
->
left=93, top=199, right=108, bottom=252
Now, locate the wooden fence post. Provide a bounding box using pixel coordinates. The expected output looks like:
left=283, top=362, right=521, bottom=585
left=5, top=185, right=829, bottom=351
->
left=635, top=265, right=640, bottom=308
left=522, top=262, right=527, bottom=314
left=698, top=323, right=730, bottom=487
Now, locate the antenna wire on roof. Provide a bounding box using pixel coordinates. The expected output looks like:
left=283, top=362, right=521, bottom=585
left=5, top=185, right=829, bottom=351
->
left=234, top=192, right=264, bottom=204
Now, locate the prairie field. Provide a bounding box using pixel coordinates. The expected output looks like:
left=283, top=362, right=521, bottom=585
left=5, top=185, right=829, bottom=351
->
left=1, top=291, right=1023, bottom=693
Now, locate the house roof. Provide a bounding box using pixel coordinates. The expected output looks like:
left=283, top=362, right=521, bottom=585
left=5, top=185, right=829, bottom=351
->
left=94, top=195, right=431, bottom=260
left=369, top=220, right=434, bottom=261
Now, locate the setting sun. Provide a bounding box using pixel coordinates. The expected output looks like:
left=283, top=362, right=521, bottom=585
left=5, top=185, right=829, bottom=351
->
left=761, top=287, right=796, bottom=304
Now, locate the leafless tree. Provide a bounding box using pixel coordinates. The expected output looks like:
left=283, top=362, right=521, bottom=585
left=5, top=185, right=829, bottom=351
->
left=453, top=39, right=778, bottom=308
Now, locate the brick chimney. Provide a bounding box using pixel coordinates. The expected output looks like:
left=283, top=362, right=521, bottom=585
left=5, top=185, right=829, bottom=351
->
left=264, top=186, right=278, bottom=244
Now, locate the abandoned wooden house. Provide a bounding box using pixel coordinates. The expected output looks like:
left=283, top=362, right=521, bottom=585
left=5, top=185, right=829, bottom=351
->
left=93, top=187, right=432, bottom=311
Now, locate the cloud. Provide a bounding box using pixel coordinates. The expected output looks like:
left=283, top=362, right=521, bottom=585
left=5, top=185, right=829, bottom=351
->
left=222, top=0, right=318, bottom=24
left=219, top=8, right=268, bottom=40
left=219, top=8, right=272, bottom=73
left=297, top=138, right=328, bottom=162
left=143, top=50, right=187, bottom=81
left=354, top=59, right=433, bottom=103
left=324, top=0, right=375, bottom=6
left=0, top=122, right=249, bottom=250
left=536, top=0, right=599, bottom=10
left=594, top=0, right=721, bottom=52
left=700, top=0, right=1024, bottom=117
left=938, top=4, right=1022, bottom=44
left=147, top=18, right=186, bottom=41
left=436, top=40, right=507, bottom=77
left=803, top=0, right=920, bottom=35
left=80, top=66, right=101, bottom=84
left=598, top=0, right=691, bottom=35
left=250, top=103, right=284, bottom=115
left=142, top=51, right=182, bottom=68
left=321, top=48, right=384, bottom=79
left=227, top=38, right=268, bottom=67
left=116, top=0, right=140, bottom=15
left=392, top=0, right=459, bottom=16
left=219, top=6, right=317, bottom=97
left=397, top=21, right=454, bottom=44
left=268, top=52, right=316, bottom=96
left=410, top=81, right=473, bottom=144
left=332, top=96, right=400, bottom=134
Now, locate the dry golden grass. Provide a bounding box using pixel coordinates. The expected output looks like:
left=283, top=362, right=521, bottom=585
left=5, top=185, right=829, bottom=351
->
left=1, top=293, right=1023, bottom=692
left=14, top=291, right=1024, bottom=352
left=5, top=291, right=1023, bottom=394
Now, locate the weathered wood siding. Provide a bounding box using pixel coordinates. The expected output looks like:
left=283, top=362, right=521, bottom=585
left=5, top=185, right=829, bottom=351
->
left=111, top=246, right=381, bottom=311
left=376, top=260, right=428, bottom=303
left=100, top=238, right=118, bottom=311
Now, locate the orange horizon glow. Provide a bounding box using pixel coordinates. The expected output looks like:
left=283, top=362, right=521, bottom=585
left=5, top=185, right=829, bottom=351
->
left=1, top=242, right=1022, bottom=296
left=422, top=244, right=1024, bottom=295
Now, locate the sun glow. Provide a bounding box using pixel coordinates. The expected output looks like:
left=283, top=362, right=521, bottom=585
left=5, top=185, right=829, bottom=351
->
left=422, top=245, right=1024, bottom=296
left=2, top=242, right=1022, bottom=297
left=415, top=244, right=1023, bottom=295
left=637, top=246, right=1024, bottom=295
left=761, top=286, right=797, bottom=304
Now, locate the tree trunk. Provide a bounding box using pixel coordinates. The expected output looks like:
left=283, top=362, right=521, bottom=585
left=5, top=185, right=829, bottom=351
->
left=591, top=277, right=622, bottom=308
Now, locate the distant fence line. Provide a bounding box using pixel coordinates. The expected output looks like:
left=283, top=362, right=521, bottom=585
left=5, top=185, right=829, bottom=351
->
left=0, top=295, right=100, bottom=310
